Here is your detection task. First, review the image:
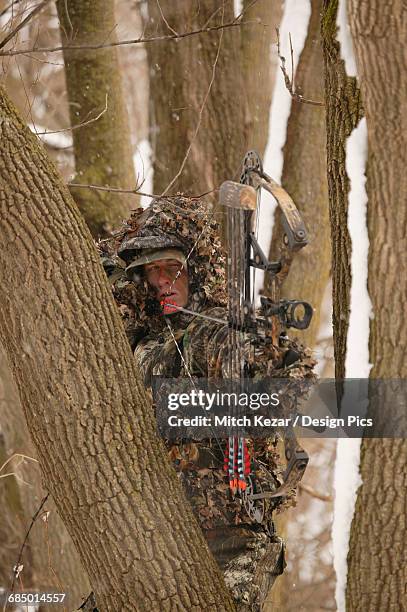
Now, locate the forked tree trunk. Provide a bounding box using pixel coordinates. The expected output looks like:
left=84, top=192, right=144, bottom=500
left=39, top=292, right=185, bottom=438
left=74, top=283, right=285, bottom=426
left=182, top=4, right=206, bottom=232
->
left=0, top=86, right=234, bottom=611
left=346, top=1, right=407, bottom=609
left=56, top=0, right=137, bottom=238
left=321, top=0, right=363, bottom=379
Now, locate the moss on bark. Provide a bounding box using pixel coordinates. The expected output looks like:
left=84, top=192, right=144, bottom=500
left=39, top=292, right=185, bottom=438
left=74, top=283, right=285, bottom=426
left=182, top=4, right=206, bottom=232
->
left=321, top=0, right=363, bottom=378
left=56, top=0, right=137, bottom=238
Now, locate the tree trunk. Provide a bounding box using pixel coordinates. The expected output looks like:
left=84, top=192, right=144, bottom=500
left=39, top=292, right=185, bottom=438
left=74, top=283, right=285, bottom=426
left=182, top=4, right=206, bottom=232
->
left=346, top=1, right=407, bottom=609
left=145, top=1, right=248, bottom=197
left=0, top=354, right=35, bottom=590
left=240, top=0, right=283, bottom=157
left=1, top=7, right=89, bottom=599
left=0, top=86, right=234, bottom=611
left=267, top=0, right=331, bottom=348
left=0, top=345, right=91, bottom=608
left=321, top=0, right=363, bottom=378
left=56, top=0, right=137, bottom=238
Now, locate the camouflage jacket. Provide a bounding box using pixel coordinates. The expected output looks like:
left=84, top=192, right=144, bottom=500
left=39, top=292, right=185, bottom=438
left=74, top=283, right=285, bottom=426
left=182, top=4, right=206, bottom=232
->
left=134, top=306, right=315, bottom=534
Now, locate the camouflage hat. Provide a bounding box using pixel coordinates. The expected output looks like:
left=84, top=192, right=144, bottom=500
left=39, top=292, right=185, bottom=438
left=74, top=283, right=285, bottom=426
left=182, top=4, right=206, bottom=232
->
left=118, top=232, right=185, bottom=264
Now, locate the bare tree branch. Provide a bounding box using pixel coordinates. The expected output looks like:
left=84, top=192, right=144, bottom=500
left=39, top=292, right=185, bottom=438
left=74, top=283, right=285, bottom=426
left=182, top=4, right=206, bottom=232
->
left=0, top=452, right=39, bottom=486
left=234, top=0, right=261, bottom=21
left=20, top=52, right=64, bottom=65
left=0, top=452, right=38, bottom=470
left=0, top=0, right=22, bottom=20
left=276, top=27, right=324, bottom=107
left=69, top=182, right=158, bottom=199
left=68, top=181, right=215, bottom=202
left=299, top=482, right=333, bottom=502
left=35, top=93, right=108, bottom=135
left=0, top=0, right=51, bottom=51
left=0, top=16, right=255, bottom=57
left=10, top=494, right=49, bottom=593
left=156, top=0, right=178, bottom=36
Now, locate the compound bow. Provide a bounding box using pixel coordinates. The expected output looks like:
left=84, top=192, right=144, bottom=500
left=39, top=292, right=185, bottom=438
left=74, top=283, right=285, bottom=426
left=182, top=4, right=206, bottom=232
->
left=220, top=150, right=313, bottom=525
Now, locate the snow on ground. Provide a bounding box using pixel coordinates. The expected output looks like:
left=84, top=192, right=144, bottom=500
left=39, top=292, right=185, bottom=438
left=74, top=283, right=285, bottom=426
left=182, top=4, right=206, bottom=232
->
left=254, top=0, right=311, bottom=299
left=333, top=4, right=371, bottom=610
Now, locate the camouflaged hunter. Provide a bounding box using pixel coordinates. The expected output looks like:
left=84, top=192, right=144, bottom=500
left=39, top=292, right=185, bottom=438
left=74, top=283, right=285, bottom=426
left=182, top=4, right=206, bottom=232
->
left=100, top=165, right=316, bottom=610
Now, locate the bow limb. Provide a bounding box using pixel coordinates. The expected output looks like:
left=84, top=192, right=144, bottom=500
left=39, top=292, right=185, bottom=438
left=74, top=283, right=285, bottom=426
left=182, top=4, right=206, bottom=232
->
left=245, top=170, right=308, bottom=300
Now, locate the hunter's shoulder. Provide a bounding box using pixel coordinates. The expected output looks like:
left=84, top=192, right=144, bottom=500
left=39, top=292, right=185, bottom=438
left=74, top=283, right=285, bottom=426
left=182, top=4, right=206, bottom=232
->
left=134, top=328, right=173, bottom=351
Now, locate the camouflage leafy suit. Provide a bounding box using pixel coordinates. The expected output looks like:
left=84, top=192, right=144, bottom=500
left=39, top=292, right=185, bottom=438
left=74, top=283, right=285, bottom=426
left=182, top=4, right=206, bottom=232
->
left=100, top=197, right=314, bottom=611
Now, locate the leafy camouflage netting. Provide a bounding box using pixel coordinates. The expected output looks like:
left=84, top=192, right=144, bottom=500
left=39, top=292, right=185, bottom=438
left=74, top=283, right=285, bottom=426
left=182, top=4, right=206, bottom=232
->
left=99, top=195, right=317, bottom=608
left=99, top=195, right=316, bottom=521
left=98, top=196, right=227, bottom=348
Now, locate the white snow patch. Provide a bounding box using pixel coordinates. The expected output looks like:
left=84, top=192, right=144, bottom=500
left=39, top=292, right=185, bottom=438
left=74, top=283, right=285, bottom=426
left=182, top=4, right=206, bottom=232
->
left=233, top=0, right=243, bottom=17
left=255, top=0, right=311, bottom=299
left=133, top=139, right=153, bottom=208
left=333, top=104, right=370, bottom=612
left=264, top=0, right=311, bottom=182
left=337, top=0, right=357, bottom=76
left=28, top=124, right=73, bottom=149
left=139, top=0, right=149, bottom=21
left=345, top=118, right=372, bottom=378
left=333, top=438, right=362, bottom=612
left=233, top=0, right=243, bottom=18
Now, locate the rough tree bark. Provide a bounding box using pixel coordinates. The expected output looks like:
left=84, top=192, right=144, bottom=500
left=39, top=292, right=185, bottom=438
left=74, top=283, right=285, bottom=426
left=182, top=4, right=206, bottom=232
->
left=346, top=1, right=407, bottom=609
left=0, top=6, right=91, bottom=600
left=267, top=0, right=331, bottom=348
left=145, top=1, right=248, bottom=197
left=56, top=0, right=137, bottom=238
left=321, top=0, right=363, bottom=378
left=0, top=86, right=234, bottom=611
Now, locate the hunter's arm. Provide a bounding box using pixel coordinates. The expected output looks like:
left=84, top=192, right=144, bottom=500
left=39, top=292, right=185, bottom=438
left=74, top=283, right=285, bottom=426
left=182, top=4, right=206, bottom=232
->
left=133, top=332, right=182, bottom=386
left=134, top=308, right=230, bottom=384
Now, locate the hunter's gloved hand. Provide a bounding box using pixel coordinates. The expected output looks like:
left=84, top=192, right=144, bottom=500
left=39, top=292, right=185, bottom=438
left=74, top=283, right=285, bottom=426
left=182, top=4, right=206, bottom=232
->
left=207, top=326, right=281, bottom=379
left=182, top=307, right=282, bottom=379
left=182, top=309, right=229, bottom=377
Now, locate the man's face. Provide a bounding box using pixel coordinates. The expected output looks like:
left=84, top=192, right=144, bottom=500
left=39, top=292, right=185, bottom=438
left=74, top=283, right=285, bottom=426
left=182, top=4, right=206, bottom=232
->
left=144, top=258, right=188, bottom=314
